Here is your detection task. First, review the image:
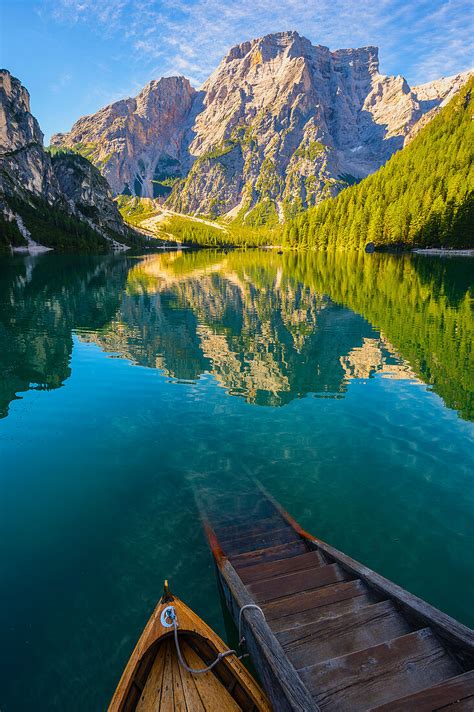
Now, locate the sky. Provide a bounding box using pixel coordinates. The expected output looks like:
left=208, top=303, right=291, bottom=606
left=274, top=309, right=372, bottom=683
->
left=1, top=0, right=473, bottom=143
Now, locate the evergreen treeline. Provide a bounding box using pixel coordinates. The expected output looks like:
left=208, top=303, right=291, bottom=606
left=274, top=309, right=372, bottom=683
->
left=283, top=78, right=474, bottom=249
left=163, top=216, right=280, bottom=247
left=4, top=195, right=110, bottom=252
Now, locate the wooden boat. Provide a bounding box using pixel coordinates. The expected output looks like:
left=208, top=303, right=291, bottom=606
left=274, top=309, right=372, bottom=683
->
left=108, top=581, right=271, bottom=711
left=203, top=487, right=474, bottom=711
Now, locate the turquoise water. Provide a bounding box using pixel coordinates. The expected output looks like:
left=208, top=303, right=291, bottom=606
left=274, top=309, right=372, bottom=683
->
left=0, top=249, right=473, bottom=711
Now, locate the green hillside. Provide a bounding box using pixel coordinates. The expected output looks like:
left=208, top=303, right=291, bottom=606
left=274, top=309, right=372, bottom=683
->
left=283, top=77, right=474, bottom=250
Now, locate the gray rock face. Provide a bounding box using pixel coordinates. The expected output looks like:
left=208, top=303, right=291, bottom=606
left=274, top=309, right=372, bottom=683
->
left=51, top=32, right=473, bottom=220
left=0, top=71, right=60, bottom=202
left=52, top=153, right=128, bottom=237
left=52, top=76, right=197, bottom=199
left=0, top=69, right=134, bottom=248
left=404, top=70, right=472, bottom=145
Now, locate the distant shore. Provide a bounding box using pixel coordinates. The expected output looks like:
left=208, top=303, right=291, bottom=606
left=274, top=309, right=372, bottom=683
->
left=412, top=248, right=474, bottom=257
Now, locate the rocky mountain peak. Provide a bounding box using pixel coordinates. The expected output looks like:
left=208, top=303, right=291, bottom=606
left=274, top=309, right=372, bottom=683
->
left=50, top=35, right=472, bottom=221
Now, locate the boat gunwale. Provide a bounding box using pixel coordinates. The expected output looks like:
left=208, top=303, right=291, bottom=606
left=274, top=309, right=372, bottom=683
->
left=108, top=591, right=270, bottom=711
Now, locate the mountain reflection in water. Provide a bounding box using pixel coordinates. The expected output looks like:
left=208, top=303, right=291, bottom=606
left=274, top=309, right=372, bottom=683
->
left=0, top=249, right=471, bottom=419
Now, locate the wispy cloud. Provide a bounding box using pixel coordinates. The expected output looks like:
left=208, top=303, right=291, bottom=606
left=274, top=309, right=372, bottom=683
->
left=49, top=71, right=72, bottom=93
left=48, top=0, right=474, bottom=88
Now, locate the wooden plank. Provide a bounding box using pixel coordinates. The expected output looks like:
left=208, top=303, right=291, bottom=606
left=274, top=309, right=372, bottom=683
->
left=299, top=628, right=461, bottom=711
left=221, top=527, right=297, bottom=556
left=179, top=660, right=206, bottom=712
left=171, top=643, right=188, bottom=712
left=211, top=500, right=277, bottom=528
left=239, top=551, right=327, bottom=585
left=248, top=564, right=347, bottom=604
left=231, top=540, right=308, bottom=568
left=180, top=642, right=241, bottom=711
left=219, top=559, right=320, bottom=711
left=272, top=594, right=378, bottom=634
left=281, top=600, right=413, bottom=669
left=159, top=640, right=175, bottom=712
left=215, top=514, right=288, bottom=540
left=301, top=538, right=474, bottom=663
left=370, top=670, right=474, bottom=711
left=136, top=643, right=166, bottom=712
left=264, top=579, right=374, bottom=625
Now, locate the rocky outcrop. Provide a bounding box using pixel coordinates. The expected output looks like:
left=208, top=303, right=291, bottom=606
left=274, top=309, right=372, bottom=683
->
left=52, top=152, right=130, bottom=239
left=0, top=70, right=141, bottom=250
left=404, top=70, right=473, bottom=144
left=51, top=32, right=473, bottom=221
left=52, top=76, right=197, bottom=199
left=0, top=70, right=60, bottom=202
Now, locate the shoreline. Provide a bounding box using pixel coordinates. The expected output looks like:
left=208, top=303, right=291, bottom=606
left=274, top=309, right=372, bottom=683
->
left=412, top=248, right=474, bottom=257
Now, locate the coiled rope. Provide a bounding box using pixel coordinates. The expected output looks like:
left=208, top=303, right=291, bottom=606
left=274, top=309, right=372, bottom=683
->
left=166, top=603, right=265, bottom=675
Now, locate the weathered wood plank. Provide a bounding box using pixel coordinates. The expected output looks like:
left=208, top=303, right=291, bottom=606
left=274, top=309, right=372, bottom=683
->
left=301, top=537, right=474, bottom=663
left=369, top=669, right=474, bottom=711
left=158, top=641, right=175, bottom=712
left=221, top=527, right=297, bottom=556
left=215, top=514, right=288, bottom=541
left=180, top=642, right=241, bottom=711
left=135, top=643, right=166, bottom=712
left=248, top=564, right=347, bottom=604
left=239, top=551, right=327, bottom=585
left=179, top=656, right=206, bottom=712
left=255, top=486, right=474, bottom=665
left=219, top=559, right=320, bottom=711
left=170, top=645, right=187, bottom=712
left=300, top=628, right=461, bottom=711
left=282, top=600, right=413, bottom=669
left=231, top=540, right=308, bottom=569
left=264, top=579, right=374, bottom=625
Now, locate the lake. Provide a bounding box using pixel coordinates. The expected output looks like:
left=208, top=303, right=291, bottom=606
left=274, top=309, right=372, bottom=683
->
left=1, top=249, right=473, bottom=711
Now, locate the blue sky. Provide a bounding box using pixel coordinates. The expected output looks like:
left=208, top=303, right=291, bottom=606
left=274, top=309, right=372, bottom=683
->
left=1, top=0, right=473, bottom=143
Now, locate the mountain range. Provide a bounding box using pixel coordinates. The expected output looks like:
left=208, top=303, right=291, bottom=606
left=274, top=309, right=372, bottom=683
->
left=52, top=31, right=471, bottom=222
left=0, top=31, right=471, bottom=251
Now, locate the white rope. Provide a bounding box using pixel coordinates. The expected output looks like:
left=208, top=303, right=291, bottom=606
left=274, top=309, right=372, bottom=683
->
left=238, top=604, right=265, bottom=646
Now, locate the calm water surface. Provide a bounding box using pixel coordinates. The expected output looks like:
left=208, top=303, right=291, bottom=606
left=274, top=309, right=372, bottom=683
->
left=0, top=249, right=473, bottom=711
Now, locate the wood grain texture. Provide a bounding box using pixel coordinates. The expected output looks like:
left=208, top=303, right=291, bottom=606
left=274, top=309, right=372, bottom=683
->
left=271, top=591, right=378, bottom=634
left=180, top=643, right=241, bottom=712
left=179, top=652, right=206, bottom=712
left=369, top=669, right=474, bottom=711
left=263, top=579, right=373, bottom=623
left=300, top=628, right=461, bottom=711
left=220, top=559, right=320, bottom=711
left=135, top=643, right=166, bottom=712
left=248, top=563, right=347, bottom=603
left=300, top=536, right=474, bottom=663
left=232, top=540, right=308, bottom=569
left=222, top=527, right=298, bottom=556
left=216, top=514, right=289, bottom=541
left=239, top=551, right=327, bottom=585
left=282, top=600, right=412, bottom=669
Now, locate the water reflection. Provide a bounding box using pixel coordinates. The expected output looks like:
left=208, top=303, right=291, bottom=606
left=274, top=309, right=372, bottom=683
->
left=0, top=254, right=131, bottom=418
left=0, top=249, right=472, bottom=419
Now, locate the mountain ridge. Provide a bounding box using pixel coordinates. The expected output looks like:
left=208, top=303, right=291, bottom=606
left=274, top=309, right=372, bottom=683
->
left=0, top=69, right=149, bottom=251
left=51, top=31, right=472, bottom=221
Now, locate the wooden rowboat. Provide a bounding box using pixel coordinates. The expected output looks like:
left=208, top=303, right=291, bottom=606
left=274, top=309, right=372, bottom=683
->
left=108, top=581, right=271, bottom=711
